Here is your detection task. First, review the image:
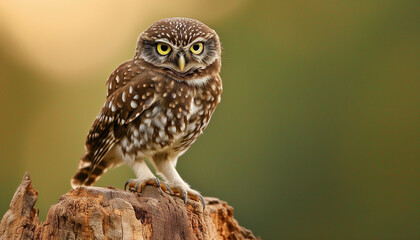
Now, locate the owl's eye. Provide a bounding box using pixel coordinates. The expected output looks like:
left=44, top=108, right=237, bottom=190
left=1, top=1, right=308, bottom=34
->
left=190, top=42, right=203, bottom=54
left=157, top=43, right=171, bottom=55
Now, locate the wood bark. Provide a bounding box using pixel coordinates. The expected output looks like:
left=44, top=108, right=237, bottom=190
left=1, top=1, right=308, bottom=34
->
left=0, top=173, right=257, bottom=240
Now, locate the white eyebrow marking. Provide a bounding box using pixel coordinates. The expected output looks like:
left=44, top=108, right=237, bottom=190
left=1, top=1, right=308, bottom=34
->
left=154, top=39, right=179, bottom=50
left=180, top=36, right=208, bottom=51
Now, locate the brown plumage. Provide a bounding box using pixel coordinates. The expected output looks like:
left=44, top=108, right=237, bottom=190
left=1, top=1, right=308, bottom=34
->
left=71, top=18, right=222, bottom=206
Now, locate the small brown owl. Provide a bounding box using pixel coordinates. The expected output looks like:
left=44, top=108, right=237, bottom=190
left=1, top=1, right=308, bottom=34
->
left=71, top=17, right=222, bottom=207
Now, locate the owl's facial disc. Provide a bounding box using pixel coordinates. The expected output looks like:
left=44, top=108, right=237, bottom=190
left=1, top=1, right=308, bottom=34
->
left=136, top=18, right=221, bottom=80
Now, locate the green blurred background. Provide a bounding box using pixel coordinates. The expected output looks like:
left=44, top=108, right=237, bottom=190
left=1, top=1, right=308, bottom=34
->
left=0, top=1, right=419, bottom=239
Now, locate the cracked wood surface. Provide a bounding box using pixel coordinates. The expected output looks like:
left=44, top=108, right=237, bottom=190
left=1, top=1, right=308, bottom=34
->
left=0, top=173, right=257, bottom=240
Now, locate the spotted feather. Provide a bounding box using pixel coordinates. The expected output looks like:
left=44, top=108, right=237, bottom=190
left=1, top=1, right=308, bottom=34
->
left=75, top=67, right=159, bottom=185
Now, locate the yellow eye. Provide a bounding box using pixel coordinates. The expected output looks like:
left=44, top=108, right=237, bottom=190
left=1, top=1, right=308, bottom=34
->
left=190, top=42, right=203, bottom=54
left=157, top=43, right=171, bottom=55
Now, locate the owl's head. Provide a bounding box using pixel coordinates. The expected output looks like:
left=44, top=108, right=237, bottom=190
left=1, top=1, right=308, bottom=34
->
left=135, top=18, right=221, bottom=82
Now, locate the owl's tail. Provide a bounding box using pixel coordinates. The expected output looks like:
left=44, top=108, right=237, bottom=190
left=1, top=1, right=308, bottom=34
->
left=71, top=152, right=109, bottom=188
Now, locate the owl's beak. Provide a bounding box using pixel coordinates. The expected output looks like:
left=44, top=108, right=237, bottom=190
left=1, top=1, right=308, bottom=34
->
left=178, top=55, right=185, bottom=72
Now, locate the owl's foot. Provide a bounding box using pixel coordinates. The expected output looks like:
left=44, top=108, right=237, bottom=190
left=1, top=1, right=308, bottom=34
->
left=169, top=185, right=205, bottom=209
left=124, top=178, right=172, bottom=196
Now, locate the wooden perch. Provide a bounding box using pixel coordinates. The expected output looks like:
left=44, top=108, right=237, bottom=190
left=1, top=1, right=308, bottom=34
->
left=0, top=173, right=257, bottom=240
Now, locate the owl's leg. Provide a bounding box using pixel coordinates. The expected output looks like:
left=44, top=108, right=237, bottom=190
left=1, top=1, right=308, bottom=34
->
left=153, top=155, right=205, bottom=209
left=125, top=160, right=172, bottom=195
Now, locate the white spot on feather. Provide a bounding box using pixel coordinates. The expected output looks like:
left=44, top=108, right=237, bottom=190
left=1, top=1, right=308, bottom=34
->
left=139, top=124, right=146, bottom=132
left=144, top=119, right=152, bottom=126
left=130, top=101, right=138, bottom=108
left=159, top=130, right=165, bottom=138
left=169, top=126, right=177, bottom=134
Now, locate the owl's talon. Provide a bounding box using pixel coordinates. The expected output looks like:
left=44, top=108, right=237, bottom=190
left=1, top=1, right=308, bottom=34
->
left=154, top=178, right=160, bottom=187
left=182, top=190, right=188, bottom=204
left=124, top=178, right=172, bottom=196
left=187, top=191, right=205, bottom=210
left=198, top=195, right=206, bottom=210
left=169, top=186, right=205, bottom=209
left=154, top=178, right=173, bottom=194
left=135, top=182, right=141, bottom=192
left=162, top=182, right=173, bottom=195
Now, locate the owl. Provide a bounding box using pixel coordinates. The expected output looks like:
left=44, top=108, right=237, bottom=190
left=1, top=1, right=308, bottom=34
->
left=71, top=17, right=222, bottom=208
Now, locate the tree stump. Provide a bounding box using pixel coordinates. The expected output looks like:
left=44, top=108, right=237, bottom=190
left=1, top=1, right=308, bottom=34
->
left=0, top=173, right=257, bottom=240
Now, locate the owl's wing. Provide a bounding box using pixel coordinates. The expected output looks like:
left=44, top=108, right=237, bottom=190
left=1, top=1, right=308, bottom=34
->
left=86, top=71, right=158, bottom=172
left=105, top=60, right=142, bottom=97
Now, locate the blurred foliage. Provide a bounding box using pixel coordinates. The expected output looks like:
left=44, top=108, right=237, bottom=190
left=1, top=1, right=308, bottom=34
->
left=0, top=1, right=419, bottom=239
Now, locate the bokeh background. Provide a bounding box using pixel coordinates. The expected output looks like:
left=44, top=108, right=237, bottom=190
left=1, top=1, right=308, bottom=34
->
left=0, top=1, right=419, bottom=239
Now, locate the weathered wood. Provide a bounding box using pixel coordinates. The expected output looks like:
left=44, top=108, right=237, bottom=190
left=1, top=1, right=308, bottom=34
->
left=0, top=173, right=257, bottom=240
left=0, top=173, right=39, bottom=240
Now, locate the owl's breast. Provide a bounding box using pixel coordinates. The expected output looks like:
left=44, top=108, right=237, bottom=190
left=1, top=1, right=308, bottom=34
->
left=172, top=80, right=222, bottom=152
left=120, top=76, right=222, bottom=156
